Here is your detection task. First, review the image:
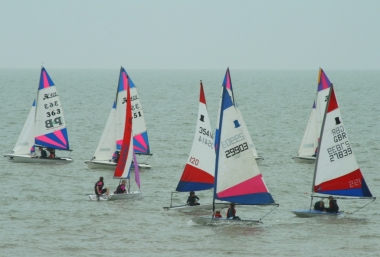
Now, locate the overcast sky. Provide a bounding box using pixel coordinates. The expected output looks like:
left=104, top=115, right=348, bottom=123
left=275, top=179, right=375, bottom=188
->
left=1, top=0, right=379, bottom=69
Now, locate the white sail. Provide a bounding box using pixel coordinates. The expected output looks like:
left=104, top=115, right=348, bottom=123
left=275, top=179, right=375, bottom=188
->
left=12, top=100, right=36, bottom=155
left=91, top=102, right=117, bottom=161
left=296, top=99, right=318, bottom=157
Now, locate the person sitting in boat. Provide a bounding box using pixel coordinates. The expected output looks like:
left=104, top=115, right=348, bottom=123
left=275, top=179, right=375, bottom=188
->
left=313, top=200, right=325, bottom=211
left=226, top=202, right=241, bottom=220
left=112, top=151, right=120, bottom=163
left=47, top=148, right=56, bottom=158
left=187, top=191, right=200, bottom=206
left=115, top=180, right=127, bottom=194
left=214, top=210, right=222, bottom=218
left=39, top=147, right=48, bottom=158
left=325, top=196, right=339, bottom=213
left=95, top=176, right=109, bottom=196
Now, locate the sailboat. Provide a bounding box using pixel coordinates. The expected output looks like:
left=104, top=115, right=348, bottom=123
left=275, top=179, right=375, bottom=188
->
left=89, top=74, right=141, bottom=201
left=4, top=67, right=73, bottom=163
left=293, top=68, right=332, bottom=163
left=85, top=67, right=152, bottom=169
left=215, top=68, right=264, bottom=164
left=292, top=84, right=376, bottom=217
left=192, top=81, right=278, bottom=225
left=163, top=81, right=229, bottom=211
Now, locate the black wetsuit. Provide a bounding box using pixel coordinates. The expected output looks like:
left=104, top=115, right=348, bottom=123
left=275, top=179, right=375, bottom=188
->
left=314, top=201, right=325, bottom=211
left=187, top=195, right=200, bottom=206
left=325, top=200, right=339, bottom=213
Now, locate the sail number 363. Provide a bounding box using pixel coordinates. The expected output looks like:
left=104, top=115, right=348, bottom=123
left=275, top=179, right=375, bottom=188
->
left=225, top=142, right=249, bottom=158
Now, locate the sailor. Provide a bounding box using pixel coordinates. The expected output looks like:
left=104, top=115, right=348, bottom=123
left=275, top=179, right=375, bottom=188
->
left=39, top=147, right=48, bottom=158
left=313, top=200, right=325, bottom=211
left=187, top=191, right=200, bottom=206
left=95, top=177, right=109, bottom=196
left=115, top=180, right=127, bottom=194
left=226, top=202, right=241, bottom=220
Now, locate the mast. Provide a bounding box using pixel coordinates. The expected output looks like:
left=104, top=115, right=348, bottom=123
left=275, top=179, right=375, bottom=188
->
left=311, top=84, right=333, bottom=195
left=212, top=85, right=227, bottom=216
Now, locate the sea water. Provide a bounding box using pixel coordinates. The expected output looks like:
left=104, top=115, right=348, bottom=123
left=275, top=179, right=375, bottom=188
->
left=0, top=69, right=379, bottom=257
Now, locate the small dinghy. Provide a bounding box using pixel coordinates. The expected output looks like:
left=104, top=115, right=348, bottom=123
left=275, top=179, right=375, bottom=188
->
left=89, top=73, right=141, bottom=201
left=192, top=69, right=278, bottom=225
left=4, top=67, right=73, bottom=163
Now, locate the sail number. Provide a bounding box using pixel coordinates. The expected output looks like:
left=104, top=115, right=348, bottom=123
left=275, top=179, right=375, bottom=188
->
left=189, top=157, right=199, bottom=166
left=199, top=127, right=213, bottom=139
left=44, top=101, right=59, bottom=109
left=198, top=136, right=213, bottom=149
left=327, top=141, right=352, bottom=162
left=225, top=142, right=249, bottom=158
left=46, top=109, right=61, bottom=117
left=349, top=178, right=361, bottom=188
left=133, top=111, right=142, bottom=119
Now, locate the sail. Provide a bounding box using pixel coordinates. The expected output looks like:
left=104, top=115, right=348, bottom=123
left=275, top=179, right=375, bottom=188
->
left=176, top=82, right=215, bottom=192
left=133, top=151, right=141, bottom=189
left=114, top=70, right=133, bottom=179
left=34, top=67, right=70, bottom=150
left=214, top=85, right=274, bottom=205
left=215, top=68, right=260, bottom=157
left=316, top=68, right=332, bottom=138
left=91, top=101, right=117, bottom=160
left=297, top=100, right=318, bottom=157
left=115, top=68, right=129, bottom=151
left=128, top=72, right=151, bottom=155
left=12, top=100, right=36, bottom=154
left=313, top=86, right=372, bottom=197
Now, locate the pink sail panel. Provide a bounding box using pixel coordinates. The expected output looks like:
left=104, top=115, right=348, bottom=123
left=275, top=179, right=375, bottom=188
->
left=133, top=134, right=148, bottom=152
left=39, top=67, right=55, bottom=89
left=217, top=174, right=268, bottom=198
left=317, top=68, right=332, bottom=92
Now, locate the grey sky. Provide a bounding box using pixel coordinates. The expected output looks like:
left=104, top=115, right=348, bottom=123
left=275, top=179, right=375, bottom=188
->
left=1, top=0, right=379, bottom=69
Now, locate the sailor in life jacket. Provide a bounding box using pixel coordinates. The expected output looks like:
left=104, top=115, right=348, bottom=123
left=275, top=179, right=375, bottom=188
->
left=226, top=202, right=241, bottom=220
left=214, top=210, right=222, bottom=218
left=114, top=180, right=127, bottom=194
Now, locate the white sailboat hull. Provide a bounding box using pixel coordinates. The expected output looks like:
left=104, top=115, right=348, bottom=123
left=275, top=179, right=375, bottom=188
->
left=88, top=191, right=142, bottom=201
left=163, top=202, right=230, bottom=212
left=292, top=209, right=343, bottom=218
left=4, top=154, right=73, bottom=163
left=85, top=160, right=151, bottom=169
left=255, top=156, right=264, bottom=165
left=292, top=155, right=316, bottom=164
left=191, top=215, right=261, bottom=225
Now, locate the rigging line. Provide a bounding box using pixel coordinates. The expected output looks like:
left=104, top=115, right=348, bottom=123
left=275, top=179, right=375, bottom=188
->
left=259, top=204, right=279, bottom=222
left=348, top=198, right=376, bottom=214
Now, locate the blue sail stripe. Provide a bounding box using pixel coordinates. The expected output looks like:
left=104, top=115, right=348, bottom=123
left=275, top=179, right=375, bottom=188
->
left=176, top=182, right=214, bottom=192
left=216, top=193, right=275, bottom=205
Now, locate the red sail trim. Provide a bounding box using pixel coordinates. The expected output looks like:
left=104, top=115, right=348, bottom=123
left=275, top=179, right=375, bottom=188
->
left=179, top=164, right=214, bottom=184
left=314, top=169, right=363, bottom=192
left=327, top=87, right=339, bottom=113
left=114, top=71, right=132, bottom=178
left=199, top=82, right=206, bottom=104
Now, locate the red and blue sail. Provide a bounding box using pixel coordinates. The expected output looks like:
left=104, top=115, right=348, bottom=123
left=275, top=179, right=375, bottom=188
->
left=176, top=82, right=214, bottom=192
left=313, top=86, right=372, bottom=197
